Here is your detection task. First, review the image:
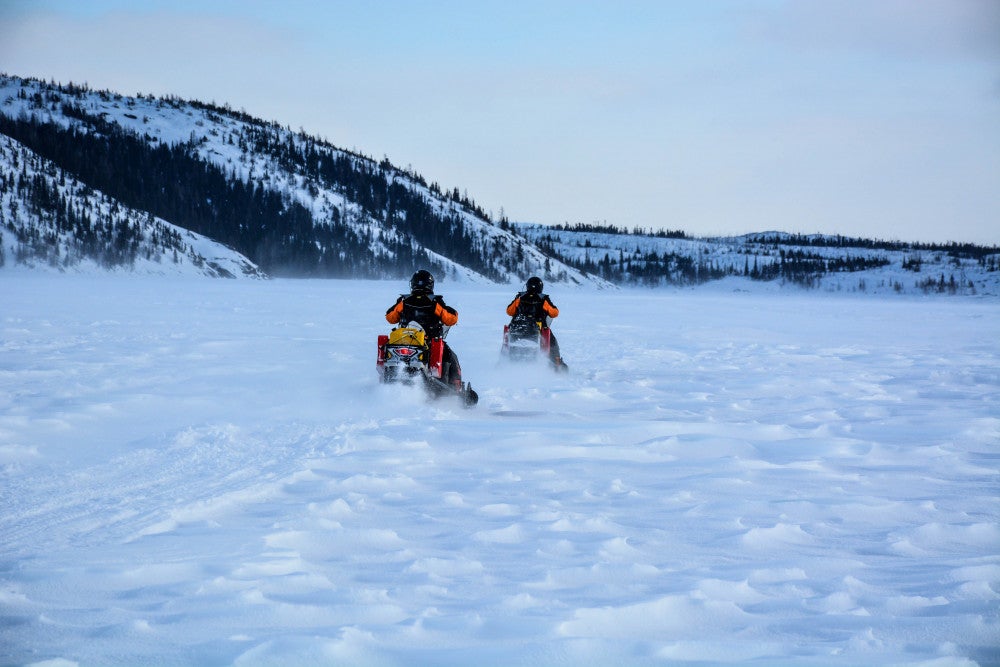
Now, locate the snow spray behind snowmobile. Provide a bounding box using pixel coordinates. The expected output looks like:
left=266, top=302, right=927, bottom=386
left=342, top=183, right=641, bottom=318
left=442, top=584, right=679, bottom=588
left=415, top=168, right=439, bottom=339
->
left=377, top=322, right=478, bottom=406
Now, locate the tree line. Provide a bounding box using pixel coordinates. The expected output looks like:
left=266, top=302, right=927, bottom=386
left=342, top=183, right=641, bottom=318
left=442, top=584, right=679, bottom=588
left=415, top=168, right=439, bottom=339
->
left=746, top=233, right=999, bottom=261
left=532, top=232, right=895, bottom=287
left=0, top=135, right=257, bottom=274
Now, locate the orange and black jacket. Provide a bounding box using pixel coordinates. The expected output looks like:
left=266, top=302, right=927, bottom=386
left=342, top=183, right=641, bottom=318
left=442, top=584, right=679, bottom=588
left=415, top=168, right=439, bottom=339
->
left=386, top=292, right=458, bottom=338
left=506, top=292, right=558, bottom=323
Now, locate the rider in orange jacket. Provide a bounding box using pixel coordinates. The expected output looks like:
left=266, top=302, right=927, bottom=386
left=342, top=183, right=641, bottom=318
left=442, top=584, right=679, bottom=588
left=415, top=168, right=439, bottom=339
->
left=386, top=269, right=464, bottom=387
left=506, top=276, right=567, bottom=370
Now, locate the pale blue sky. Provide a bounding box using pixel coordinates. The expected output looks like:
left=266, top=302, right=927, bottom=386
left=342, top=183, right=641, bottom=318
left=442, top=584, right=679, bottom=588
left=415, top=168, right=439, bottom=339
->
left=2, top=0, right=998, bottom=243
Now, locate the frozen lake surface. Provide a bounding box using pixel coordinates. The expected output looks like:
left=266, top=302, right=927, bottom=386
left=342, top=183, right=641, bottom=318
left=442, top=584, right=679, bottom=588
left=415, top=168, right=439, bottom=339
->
left=2, top=275, right=998, bottom=666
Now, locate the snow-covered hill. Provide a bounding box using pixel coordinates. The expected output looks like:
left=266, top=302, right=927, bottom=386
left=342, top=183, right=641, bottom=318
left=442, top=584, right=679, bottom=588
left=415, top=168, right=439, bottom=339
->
left=2, top=73, right=997, bottom=295
left=517, top=224, right=1000, bottom=296
left=0, top=74, right=602, bottom=286
left=0, top=133, right=263, bottom=277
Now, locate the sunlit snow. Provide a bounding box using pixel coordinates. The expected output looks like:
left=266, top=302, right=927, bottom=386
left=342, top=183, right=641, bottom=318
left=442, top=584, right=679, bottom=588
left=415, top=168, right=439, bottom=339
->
left=2, top=275, right=998, bottom=666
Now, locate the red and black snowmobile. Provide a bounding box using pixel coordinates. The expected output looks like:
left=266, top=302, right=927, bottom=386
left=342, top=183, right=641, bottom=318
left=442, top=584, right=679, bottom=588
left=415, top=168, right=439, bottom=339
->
left=377, top=323, right=478, bottom=406
left=500, top=314, right=565, bottom=371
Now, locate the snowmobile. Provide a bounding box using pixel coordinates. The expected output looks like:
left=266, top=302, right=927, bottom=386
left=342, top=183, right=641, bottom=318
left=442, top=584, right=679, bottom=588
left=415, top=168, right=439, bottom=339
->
left=500, top=314, right=562, bottom=370
left=377, top=322, right=478, bottom=406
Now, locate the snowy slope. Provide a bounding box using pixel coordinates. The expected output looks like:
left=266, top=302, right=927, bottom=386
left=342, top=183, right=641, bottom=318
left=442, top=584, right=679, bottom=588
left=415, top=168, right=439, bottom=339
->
left=516, top=224, right=1000, bottom=296
left=2, top=276, right=998, bottom=666
left=0, top=74, right=602, bottom=286
left=0, top=132, right=263, bottom=277
left=3, top=74, right=995, bottom=292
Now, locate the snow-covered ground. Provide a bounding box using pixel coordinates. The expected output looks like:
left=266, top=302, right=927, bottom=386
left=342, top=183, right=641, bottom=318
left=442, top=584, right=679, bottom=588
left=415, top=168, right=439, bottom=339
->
left=2, top=275, right=998, bottom=667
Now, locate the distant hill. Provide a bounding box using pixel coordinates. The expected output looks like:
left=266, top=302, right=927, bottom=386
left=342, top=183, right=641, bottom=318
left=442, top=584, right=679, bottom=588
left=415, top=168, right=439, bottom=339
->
left=516, top=223, right=1000, bottom=296
left=2, top=73, right=997, bottom=295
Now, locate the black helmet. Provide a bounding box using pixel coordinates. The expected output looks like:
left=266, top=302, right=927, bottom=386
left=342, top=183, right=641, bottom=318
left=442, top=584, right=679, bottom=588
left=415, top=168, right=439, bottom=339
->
left=526, top=276, right=543, bottom=295
left=410, top=269, right=434, bottom=294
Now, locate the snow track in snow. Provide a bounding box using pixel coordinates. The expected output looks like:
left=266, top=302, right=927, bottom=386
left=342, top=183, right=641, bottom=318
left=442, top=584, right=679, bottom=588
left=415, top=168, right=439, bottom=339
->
left=2, top=275, right=998, bottom=666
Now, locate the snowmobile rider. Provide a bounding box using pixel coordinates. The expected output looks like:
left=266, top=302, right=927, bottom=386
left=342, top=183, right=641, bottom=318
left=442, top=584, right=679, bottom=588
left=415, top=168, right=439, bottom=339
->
left=506, top=276, right=567, bottom=370
left=386, top=269, right=466, bottom=388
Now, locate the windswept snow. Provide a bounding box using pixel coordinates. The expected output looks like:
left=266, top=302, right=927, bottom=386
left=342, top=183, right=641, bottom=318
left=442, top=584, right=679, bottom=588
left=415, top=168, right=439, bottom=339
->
left=1, top=276, right=998, bottom=666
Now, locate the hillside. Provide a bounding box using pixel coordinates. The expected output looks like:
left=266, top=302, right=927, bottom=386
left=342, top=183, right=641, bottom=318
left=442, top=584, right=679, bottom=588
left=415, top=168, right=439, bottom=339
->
left=0, top=132, right=263, bottom=277
left=0, top=74, right=597, bottom=285
left=518, top=223, right=1000, bottom=296
left=2, top=73, right=997, bottom=294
